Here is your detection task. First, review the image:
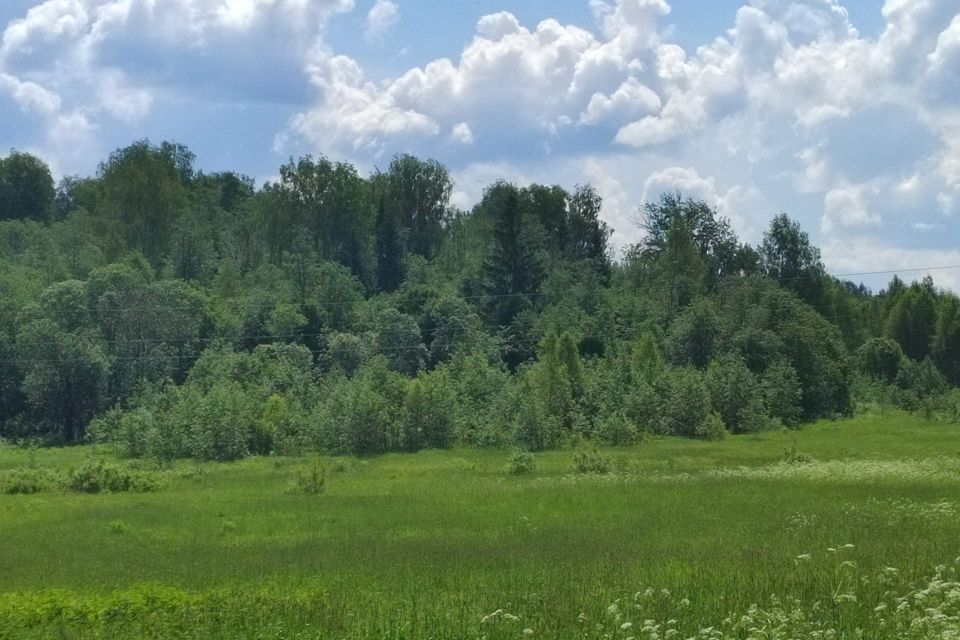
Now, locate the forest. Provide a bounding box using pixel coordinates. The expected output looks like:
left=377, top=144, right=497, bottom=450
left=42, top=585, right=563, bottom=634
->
left=1, top=140, right=958, bottom=460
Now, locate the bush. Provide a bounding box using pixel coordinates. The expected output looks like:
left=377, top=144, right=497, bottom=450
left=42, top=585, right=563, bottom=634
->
left=662, top=368, right=712, bottom=437
left=508, top=449, right=536, bottom=475
left=857, top=338, right=905, bottom=384
left=762, top=360, right=802, bottom=427
left=596, top=411, right=639, bottom=446
left=67, top=460, right=161, bottom=493
left=705, top=356, right=767, bottom=433
left=695, top=412, right=727, bottom=441
left=0, top=468, right=62, bottom=494
left=571, top=448, right=612, bottom=474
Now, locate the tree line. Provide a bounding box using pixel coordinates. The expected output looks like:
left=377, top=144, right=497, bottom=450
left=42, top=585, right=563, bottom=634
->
left=0, top=141, right=958, bottom=459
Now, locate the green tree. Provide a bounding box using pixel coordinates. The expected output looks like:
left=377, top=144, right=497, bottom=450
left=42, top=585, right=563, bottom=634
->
left=566, top=184, right=611, bottom=278
left=481, top=182, right=543, bottom=329
left=760, top=214, right=825, bottom=304
left=636, top=192, right=739, bottom=284
left=705, top=355, right=764, bottom=433
left=857, top=337, right=906, bottom=384
left=885, top=278, right=937, bottom=362
left=0, top=150, right=55, bottom=221
left=16, top=280, right=110, bottom=442
left=276, top=156, right=374, bottom=285
left=666, top=299, right=719, bottom=368
left=98, top=141, right=192, bottom=265
left=384, top=154, right=452, bottom=259
left=375, top=194, right=405, bottom=292
left=932, top=294, right=960, bottom=385
left=376, top=308, right=427, bottom=376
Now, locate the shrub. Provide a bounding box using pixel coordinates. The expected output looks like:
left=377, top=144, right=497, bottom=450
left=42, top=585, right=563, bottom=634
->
left=662, top=368, right=712, bottom=437
left=596, top=411, right=639, bottom=446
left=252, top=394, right=285, bottom=456
left=0, top=468, right=62, bottom=494
left=508, top=449, right=536, bottom=475
left=67, top=460, right=161, bottom=493
left=695, top=412, right=727, bottom=441
left=572, top=448, right=612, bottom=474
left=737, top=395, right=772, bottom=434
left=857, top=337, right=905, bottom=384
left=762, top=360, right=803, bottom=427
left=402, top=372, right=456, bottom=452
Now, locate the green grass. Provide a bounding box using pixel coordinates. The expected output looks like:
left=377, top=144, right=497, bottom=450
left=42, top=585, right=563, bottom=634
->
left=1, top=411, right=959, bottom=638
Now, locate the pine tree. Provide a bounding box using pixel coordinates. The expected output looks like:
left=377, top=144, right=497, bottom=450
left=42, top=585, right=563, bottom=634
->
left=481, top=182, right=543, bottom=328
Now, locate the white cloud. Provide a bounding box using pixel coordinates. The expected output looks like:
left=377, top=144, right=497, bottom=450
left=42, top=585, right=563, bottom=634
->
left=365, top=0, right=399, bottom=43
left=96, top=70, right=153, bottom=123
left=581, top=77, right=661, bottom=125
left=451, top=122, right=474, bottom=145
left=821, top=182, right=879, bottom=232
left=0, top=0, right=356, bottom=173
left=285, top=12, right=607, bottom=157
left=0, top=72, right=61, bottom=114
left=476, top=11, right=522, bottom=40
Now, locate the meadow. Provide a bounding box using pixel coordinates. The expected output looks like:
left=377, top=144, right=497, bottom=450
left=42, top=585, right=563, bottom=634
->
left=2, top=410, right=960, bottom=639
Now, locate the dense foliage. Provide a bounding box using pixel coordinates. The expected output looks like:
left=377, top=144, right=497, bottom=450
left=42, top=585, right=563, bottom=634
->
left=1, top=142, right=958, bottom=458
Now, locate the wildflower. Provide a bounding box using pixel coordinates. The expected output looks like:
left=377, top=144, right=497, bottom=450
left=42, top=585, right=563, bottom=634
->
left=522, top=628, right=534, bottom=636
left=481, top=609, right=503, bottom=624
left=620, top=622, right=633, bottom=630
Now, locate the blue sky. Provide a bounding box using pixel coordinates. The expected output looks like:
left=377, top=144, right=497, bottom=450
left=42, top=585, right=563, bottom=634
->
left=0, top=0, right=958, bottom=289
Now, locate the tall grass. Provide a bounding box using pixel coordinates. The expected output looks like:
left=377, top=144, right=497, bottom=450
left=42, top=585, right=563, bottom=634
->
left=0, top=411, right=958, bottom=638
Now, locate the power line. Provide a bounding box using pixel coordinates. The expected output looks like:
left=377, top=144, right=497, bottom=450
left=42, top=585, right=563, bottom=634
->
left=830, top=264, right=960, bottom=279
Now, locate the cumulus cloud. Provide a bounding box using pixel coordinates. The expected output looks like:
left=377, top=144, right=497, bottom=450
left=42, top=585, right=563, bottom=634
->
left=451, top=122, right=474, bottom=145
left=0, top=0, right=355, bottom=172
left=2, top=0, right=960, bottom=287
left=821, top=182, right=880, bottom=232
left=285, top=13, right=610, bottom=157
left=0, top=71, right=61, bottom=114
left=365, top=0, right=399, bottom=42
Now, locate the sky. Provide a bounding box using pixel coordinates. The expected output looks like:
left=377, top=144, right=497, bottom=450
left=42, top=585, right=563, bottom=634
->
left=0, top=0, right=958, bottom=290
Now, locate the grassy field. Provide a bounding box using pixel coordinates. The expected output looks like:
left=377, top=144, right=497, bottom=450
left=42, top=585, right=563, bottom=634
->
left=2, top=410, right=960, bottom=638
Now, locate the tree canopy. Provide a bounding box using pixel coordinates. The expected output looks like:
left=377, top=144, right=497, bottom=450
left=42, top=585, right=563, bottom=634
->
left=1, top=141, right=957, bottom=454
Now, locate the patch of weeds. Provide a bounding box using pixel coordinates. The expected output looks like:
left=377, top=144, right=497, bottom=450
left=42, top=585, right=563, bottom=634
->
left=780, top=442, right=814, bottom=465
left=508, top=450, right=536, bottom=475
left=572, top=448, right=613, bottom=474
left=289, top=460, right=326, bottom=495
left=108, top=520, right=129, bottom=535
left=0, top=468, right=62, bottom=494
